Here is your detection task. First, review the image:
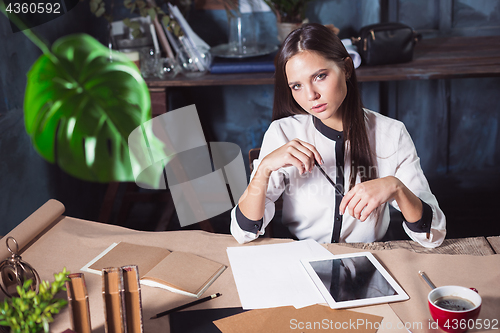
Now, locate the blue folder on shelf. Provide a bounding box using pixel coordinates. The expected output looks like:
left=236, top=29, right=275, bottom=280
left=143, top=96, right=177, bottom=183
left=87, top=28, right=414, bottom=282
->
left=209, top=52, right=277, bottom=74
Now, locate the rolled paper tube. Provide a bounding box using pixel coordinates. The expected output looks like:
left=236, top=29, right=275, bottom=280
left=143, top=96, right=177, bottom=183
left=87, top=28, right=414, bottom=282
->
left=0, top=199, right=65, bottom=259
left=122, top=265, right=143, bottom=333
left=102, top=267, right=126, bottom=333
left=66, top=273, right=92, bottom=333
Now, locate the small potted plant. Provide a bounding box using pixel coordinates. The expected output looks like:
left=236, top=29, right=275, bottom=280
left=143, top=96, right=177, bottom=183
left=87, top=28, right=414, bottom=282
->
left=263, top=0, right=313, bottom=42
left=0, top=269, right=70, bottom=333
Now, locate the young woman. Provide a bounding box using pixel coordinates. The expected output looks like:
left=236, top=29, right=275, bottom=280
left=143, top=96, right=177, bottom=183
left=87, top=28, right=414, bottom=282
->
left=230, top=23, right=446, bottom=247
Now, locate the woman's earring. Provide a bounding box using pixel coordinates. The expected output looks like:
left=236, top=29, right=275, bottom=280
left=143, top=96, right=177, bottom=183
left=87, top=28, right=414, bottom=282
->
left=345, top=69, right=351, bottom=81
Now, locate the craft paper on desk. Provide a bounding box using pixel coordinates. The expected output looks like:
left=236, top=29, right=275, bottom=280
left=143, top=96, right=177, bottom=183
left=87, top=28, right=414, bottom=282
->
left=302, top=252, right=409, bottom=309
left=213, top=304, right=383, bottom=333
left=0, top=199, right=65, bottom=260
left=226, top=239, right=332, bottom=309
left=81, top=242, right=226, bottom=298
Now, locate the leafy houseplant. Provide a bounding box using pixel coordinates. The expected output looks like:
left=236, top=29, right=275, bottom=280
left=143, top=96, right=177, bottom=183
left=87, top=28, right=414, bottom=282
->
left=0, top=3, right=166, bottom=187
left=0, top=269, right=70, bottom=333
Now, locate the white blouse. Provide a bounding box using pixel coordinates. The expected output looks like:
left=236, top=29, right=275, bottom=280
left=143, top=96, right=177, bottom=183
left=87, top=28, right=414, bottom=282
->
left=231, top=109, right=446, bottom=248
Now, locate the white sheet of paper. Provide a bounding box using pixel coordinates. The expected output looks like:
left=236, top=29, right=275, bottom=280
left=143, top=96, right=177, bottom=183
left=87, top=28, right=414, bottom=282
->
left=227, top=239, right=332, bottom=309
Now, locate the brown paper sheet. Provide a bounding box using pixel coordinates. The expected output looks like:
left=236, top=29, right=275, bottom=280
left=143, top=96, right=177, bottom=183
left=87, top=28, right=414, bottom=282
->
left=19, top=217, right=290, bottom=332
left=0, top=199, right=65, bottom=259
left=12, top=212, right=500, bottom=333
left=89, top=242, right=171, bottom=276
left=345, top=304, right=408, bottom=333
left=327, top=244, right=500, bottom=333
left=383, top=250, right=500, bottom=333
left=214, top=304, right=383, bottom=333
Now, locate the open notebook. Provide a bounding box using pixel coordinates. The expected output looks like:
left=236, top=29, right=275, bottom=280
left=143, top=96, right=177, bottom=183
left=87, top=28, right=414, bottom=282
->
left=81, top=242, right=226, bottom=298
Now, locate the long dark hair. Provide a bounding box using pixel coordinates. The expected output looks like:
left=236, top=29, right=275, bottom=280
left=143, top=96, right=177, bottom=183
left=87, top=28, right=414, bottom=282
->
left=272, top=23, right=375, bottom=189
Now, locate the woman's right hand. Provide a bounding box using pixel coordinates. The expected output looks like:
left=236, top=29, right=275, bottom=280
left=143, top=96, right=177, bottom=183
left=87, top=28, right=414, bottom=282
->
left=238, top=139, right=322, bottom=220
left=258, top=139, right=323, bottom=176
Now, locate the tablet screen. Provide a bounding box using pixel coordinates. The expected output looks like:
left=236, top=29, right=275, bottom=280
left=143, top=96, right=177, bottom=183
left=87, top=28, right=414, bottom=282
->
left=309, top=257, right=397, bottom=302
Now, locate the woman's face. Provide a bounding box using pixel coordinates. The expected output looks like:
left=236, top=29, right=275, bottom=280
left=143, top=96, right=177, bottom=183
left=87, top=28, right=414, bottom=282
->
left=285, top=51, right=348, bottom=130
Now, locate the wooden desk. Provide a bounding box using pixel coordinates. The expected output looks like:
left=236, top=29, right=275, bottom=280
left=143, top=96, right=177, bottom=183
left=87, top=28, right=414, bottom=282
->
left=146, top=35, right=500, bottom=115
left=2, top=203, right=498, bottom=333
left=340, top=235, right=499, bottom=256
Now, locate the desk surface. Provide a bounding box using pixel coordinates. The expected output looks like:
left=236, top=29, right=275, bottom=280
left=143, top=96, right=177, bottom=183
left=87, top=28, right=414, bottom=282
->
left=146, top=35, right=500, bottom=88
left=340, top=235, right=500, bottom=256
left=3, top=210, right=499, bottom=333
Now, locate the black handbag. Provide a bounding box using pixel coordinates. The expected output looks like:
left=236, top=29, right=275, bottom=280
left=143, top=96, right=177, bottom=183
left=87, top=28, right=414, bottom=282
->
left=352, top=22, right=420, bottom=66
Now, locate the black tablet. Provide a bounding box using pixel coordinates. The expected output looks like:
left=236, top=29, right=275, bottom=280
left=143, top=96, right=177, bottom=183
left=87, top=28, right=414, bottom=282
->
left=301, top=252, right=408, bottom=309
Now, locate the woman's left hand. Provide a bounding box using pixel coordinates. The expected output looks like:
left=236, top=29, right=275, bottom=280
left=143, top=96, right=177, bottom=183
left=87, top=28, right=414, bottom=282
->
left=339, top=176, right=401, bottom=221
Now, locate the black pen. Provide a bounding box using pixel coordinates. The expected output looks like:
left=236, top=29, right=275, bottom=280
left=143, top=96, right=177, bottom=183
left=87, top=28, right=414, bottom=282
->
left=314, top=160, right=344, bottom=198
left=150, top=293, right=222, bottom=319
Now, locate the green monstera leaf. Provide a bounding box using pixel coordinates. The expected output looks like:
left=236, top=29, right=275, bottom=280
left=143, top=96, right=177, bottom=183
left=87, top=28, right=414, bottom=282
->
left=24, top=33, right=163, bottom=185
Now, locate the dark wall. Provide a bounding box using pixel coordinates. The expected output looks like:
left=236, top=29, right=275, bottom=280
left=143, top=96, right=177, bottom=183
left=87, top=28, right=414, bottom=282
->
left=380, top=0, right=500, bottom=238
left=1, top=0, right=499, bottom=238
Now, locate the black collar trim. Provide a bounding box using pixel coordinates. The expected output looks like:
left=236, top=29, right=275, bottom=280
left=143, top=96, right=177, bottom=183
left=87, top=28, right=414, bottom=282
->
left=313, top=117, right=343, bottom=142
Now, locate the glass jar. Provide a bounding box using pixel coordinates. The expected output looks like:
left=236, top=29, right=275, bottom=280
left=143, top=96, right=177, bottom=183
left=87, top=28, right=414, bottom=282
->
left=157, top=57, right=180, bottom=79
left=140, top=48, right=159, bottom=79
left=176, top=42, right=212, bottom=78
left=228, top=13, right=257, bottom=56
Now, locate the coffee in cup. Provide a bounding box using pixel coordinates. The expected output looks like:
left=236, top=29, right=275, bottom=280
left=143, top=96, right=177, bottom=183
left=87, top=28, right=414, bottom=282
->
left=434, top=295, right=476, bottom=311
left=428, top=286, right=481, bottom=333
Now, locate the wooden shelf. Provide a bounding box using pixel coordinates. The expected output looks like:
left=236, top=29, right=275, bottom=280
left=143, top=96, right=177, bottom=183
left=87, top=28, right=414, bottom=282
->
left=146, top=35, right=500, bottom=116
left=355, top=35, right=500, bottom=81
left=146, top=36, right=500, bottom=89
left=147, top=71, right=275, bottom=88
